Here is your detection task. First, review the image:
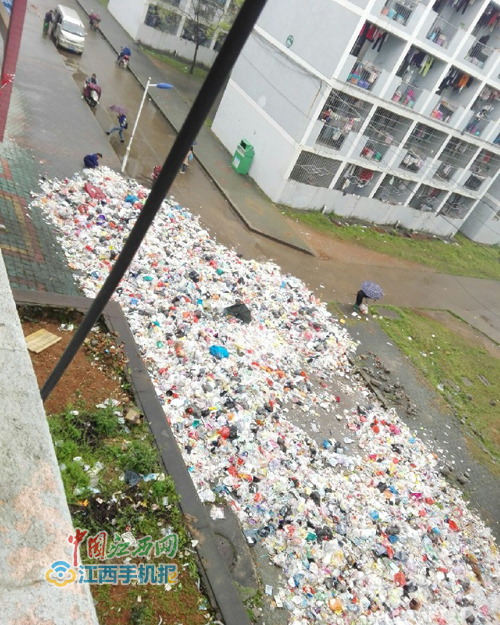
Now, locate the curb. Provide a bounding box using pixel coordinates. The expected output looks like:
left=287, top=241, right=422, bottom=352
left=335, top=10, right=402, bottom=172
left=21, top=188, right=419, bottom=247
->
left=13, top=289, right=252, bottom=625
left=76, top=0, right=316, bottom=259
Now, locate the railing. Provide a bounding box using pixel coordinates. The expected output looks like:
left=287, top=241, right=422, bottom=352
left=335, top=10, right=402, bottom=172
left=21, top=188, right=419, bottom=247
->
left=465, top=40, right=494, bottom=69
left=316, top=113, right=360, bottom=151
left=360, top=139, right=388, bottom=161
left=347, top=61, right=381, bottom=91
left=427, top=17, right=459, bottom=49
left=433, top=162, right=456, bottom=182
left=440, top=201, right=469, bottom=219
left=463, top=173, right=485, bottom=191
left=392, top=82, right=423, bottom=109
left=430, top=99, right=457, bottom=124
left=381, top=0, right=418, bottom=26
left=400, top=151, right=425, bottom=172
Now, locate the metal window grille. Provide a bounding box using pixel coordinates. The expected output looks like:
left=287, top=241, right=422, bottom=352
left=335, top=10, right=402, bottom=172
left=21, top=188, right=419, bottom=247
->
left=381, top=0, right=418, bottom=25
left=391, top=82, right=423, bottom=108
left=427, top=16, right=458, bottom=49
left=375, top=175, right=412, bottom=202
left=289, top=152, right=341, bottom=188
left=409, top=185, right=442, bottom=211
left=463, top=174, right=485, bottom=191
left=440, top=193, right=470, bottom=219
left=434, top=162, right=457, bottom=182
left=334, top=164, right=376, bottom=193
left=440, top=137, right=476, bottom=167
left=466, top=40, right=493, bottom=69
left=317, top=90, right=372, bottom=151
left=347, top=61, right=381, bottom=92
left=470, top=149, right=500, bottom=175
left=404, top=123, right=446, bottom=160
left=145, top=4, right=182, bottom=34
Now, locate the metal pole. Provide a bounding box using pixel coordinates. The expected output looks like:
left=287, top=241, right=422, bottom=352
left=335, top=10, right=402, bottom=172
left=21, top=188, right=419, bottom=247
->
left=41, top=0, right=268, bottom=402
left=121, top=76, right=151, bottom=174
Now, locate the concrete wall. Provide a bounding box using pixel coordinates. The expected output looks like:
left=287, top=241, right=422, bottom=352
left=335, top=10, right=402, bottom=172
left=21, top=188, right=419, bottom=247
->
left=212, top=79, right=299, bottom=200
left=136, top=23, right=218, bottom=67
left=109, top=0, right=147, bottom=40
left=277, top=180, right=459, bottom=237
left=230, top=33, right=324, bottom=140
left=0, top=254, right=99, bottom=625
left=257, top=0, right=360, bottom=78
left=460, top=199, right=500, bottom=244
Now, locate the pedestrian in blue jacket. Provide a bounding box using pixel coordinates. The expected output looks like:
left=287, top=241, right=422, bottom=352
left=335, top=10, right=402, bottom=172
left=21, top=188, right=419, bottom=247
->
left=106, top=114, right=128, bottom=143
left=83, top=153, right=102, bottom=169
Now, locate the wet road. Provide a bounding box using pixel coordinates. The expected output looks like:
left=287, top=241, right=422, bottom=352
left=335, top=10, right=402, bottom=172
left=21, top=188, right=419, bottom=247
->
left=55, top=8, right=277, bottom=265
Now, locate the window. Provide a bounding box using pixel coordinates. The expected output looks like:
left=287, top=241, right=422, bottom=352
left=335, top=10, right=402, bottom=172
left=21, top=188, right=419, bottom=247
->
left=289, top=152, right=340, bottom=188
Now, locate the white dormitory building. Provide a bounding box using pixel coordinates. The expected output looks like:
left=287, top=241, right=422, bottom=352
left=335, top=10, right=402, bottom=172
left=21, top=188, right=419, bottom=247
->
left=108, top=0, right=233, bottom=68
left=213, top=0, right=500, bottom=243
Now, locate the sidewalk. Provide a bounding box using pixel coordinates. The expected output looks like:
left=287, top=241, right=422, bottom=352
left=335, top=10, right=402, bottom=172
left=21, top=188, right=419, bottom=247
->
left=76, top=0, right=315, bottom=257
left=0, top=1, right=120, bottom=294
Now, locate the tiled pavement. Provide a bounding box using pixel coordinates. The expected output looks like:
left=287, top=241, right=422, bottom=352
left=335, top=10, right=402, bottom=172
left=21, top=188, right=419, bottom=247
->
left=0, top=2, right=120, bottom=295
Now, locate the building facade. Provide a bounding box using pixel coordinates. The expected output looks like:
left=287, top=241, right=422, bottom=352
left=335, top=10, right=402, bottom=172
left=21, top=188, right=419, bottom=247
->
left=212, top=0, right=500, bottom=239
left=108, top=0, right=232, bottom=68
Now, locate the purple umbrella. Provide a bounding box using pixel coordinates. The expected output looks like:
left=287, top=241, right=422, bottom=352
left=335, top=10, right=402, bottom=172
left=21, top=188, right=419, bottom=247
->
left=361, top=281, right=383, bottom=300
left=109, top=104, right=128, bottom=116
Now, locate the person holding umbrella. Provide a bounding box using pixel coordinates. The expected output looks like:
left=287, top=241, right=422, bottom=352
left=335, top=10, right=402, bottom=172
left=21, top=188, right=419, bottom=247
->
left=106, top=105, right=128, bottom=143
left=354, top=281, right=383, bottom=313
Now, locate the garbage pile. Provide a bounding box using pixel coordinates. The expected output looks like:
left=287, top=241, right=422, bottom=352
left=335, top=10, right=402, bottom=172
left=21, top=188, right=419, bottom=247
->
left=34, top=168, right=500, bottom=624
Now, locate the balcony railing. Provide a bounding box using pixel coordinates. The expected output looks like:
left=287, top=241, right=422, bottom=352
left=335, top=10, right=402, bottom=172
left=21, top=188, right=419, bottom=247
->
left=427, top=17, right=458, bottom=49
left=392, top=82, right=423, bottom=109
left=430, top=99, right=457, bottom=124
left=463, top=173, right=485, bottom=191
left=381, top=0, right=418, bottom=25
left=433, top=162, right=456, bottom=182
left=360, top=139, right=388, bottom=161
left=400, top=150, right=425, bottom=172
left=347, top=61, right=381, bottom=91
left=465, top=40, right=494, bottom=69
left=440, top=200, right=469, bottom=219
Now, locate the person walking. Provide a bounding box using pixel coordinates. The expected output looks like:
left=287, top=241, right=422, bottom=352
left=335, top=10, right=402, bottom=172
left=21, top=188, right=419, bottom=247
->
left=180, top=145, right=194, bottom=174
left=43, top=9, right=53, bottom=36
left=83, top=153, right=102, bottom=169
left=106, top=114, right=128, bottom=143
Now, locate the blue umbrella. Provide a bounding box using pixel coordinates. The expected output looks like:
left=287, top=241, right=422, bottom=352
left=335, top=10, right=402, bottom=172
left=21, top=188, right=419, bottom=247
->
left=361, top=281, right=383, bottom=300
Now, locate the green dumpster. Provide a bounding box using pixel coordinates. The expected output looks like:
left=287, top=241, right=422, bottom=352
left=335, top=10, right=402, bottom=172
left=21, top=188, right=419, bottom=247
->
left=231, top=139, right=255, bottom=175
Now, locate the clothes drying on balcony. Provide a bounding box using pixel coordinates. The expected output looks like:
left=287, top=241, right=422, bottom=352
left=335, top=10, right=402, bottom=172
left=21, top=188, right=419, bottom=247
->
left=436, top=68, right=472, bottom=94
left=348, top=61, right=381, bottom=90
left=476, top=5, right=500, bottom=31
left=401, top=151, right=424, bottom=171
left=350, top=21, right=389, bottom=56
left=432, top=0, right=472, bottom=14
left=398, top=48, right=435, bottom=80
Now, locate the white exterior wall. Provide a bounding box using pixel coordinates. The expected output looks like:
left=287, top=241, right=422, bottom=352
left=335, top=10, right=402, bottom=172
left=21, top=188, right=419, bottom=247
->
left=212, top=0, right=500, bottom=241
left=279, top=181, right=458, bottom=237
left=460, top=195, right=500, bottom=244
left=136, top=23, right=218, bottom=67
left=109, top=0, right=147, bottom=40
left=212, top=80, right=299, bottom=200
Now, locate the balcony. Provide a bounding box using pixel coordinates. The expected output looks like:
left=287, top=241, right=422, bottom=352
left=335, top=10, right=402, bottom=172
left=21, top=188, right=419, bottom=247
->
left=410, top=185, right=445, bottom=211
left=335, top=164, right=381, bottom=197
left=434, top=162, right=457, bottom=182
left=430, top=98, right=457, bottom=123
left=347, top=60, right=381, bottom=91
left=360, top=108, right=412, bottom=162
left=380, top=0, right=419, bottom=25
left=465, top=39, right=494, bottom=69
left=374, top=175, right=416, bottom=203
left=316, top=90, right=372, bottom=151
left=463, top=173, right=486, bottom=191
left=426, top=16, right=459, bottom=49
left=392, top=82, right=423, bottom=109
left=439, top=193, right=473, bottom=219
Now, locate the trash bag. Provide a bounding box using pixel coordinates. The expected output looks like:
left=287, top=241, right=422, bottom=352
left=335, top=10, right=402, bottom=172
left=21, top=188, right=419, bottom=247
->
left=223, top=303, right=252, bottom=324
left=209, top=345, right=229, bottom=359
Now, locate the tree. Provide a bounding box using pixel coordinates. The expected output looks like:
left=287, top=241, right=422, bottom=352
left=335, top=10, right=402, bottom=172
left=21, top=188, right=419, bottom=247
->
left=177, top=0, right=242, bottom=74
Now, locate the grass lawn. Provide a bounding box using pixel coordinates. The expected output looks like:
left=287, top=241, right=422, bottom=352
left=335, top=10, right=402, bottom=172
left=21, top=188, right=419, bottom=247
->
left=141, top=46, right=209, bottom=80
left=282, top=208, right=500, bottom=281
left=373, top=305, right=500, bottom=467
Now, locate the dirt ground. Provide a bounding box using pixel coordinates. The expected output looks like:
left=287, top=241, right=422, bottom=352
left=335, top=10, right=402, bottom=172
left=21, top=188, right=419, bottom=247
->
left=22, top=316, right=127, bottom=415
